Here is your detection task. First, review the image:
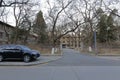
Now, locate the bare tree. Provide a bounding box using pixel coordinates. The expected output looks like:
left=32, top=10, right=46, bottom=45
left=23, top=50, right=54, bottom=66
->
left=69, top=0, right=105, bottom=47
left=20, top=4, right=38, bottom=44
left=0, top=0, right=29, bottom=7
left=11, top=0, right=38, bottom=44
left=102, top=0, right=120, bottom=17
left=46, top=0, right=73, bottom=47
left=11, top=2, right=24, bottom=43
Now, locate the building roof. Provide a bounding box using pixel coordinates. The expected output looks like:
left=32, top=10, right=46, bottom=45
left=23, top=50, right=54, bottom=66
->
left=0, top=21, right=38, bottom=38
left=0, top=21, right=14, bottom=28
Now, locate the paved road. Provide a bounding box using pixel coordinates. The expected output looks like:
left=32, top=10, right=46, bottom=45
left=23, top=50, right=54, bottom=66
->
left=0, top=66, right=120, bottom=80
left=1, top=49, right=120, bottom=80
left=40, top=49, right=120, bottom=66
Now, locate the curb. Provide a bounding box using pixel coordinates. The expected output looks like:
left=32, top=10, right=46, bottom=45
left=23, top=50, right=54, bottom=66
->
left=79, top=52, right=120, bottom=57
left=97, top=55, right=120, bottom=56
left=0, top=56, right=62, bottom=66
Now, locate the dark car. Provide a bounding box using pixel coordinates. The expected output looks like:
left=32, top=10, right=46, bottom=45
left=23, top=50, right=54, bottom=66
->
left=0, top=44, right=40, bottom=62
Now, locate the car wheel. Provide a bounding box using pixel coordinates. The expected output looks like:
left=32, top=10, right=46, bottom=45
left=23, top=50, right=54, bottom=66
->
left=0, top=54, right=3, bottom=62
left=23, top=55, right=31, bottom=63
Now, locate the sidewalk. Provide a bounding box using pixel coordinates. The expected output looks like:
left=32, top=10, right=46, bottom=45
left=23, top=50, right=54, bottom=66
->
left=97, top=56, right=120, bottom=61
left=78, top=50, right=120, bottom=61
left=0, top=56, right=61, bottom=66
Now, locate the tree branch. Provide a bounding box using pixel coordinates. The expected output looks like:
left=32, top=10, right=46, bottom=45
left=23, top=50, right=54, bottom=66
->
left=54, top=22, right=85, bottom=42
left=52, top=1, right=72, bottom=31
left=0, top=0, right=29, bottom=7
left=103, top=0, right=120, bottom=17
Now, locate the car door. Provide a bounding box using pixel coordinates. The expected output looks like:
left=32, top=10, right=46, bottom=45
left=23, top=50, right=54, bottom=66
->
left=3, top=46, right=22, bottom=59
left=14, top=46, right=25, bottom=58
left=12, top=48, right=23, bottom=58
left=3, top=48, right=14, bottom=58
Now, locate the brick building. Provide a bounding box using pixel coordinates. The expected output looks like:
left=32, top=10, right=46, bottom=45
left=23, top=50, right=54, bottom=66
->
left=60, top=34, right=81, bottom=49
left=0, top=21, right=37, bottom=44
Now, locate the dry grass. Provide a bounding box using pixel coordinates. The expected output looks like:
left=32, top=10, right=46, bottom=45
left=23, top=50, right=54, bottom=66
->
left=98, top=48, right=120, bottom=55
left=79, top=47, right=120, bottom=56
left=27, top=44, right=61, bottom=55
left=27, top=44, right=51, bottom=54
left=96, top=41, right=120, bottom=55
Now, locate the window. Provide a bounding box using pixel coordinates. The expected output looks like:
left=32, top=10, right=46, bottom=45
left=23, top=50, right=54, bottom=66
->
left=63, top=37, right=65, bottom=39
left=5, top=33, right=9, bottom=37
left=63, top=41, right=65, bottom=43
left=0, top=32, right=3, bottom=38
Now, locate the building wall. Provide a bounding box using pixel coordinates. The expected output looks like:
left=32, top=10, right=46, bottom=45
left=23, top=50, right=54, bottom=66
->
left=0, top=21, right=37, bottom=44
left=60, top=34, right=81, bottom=49
left=0, top=22, right=14, bottom=44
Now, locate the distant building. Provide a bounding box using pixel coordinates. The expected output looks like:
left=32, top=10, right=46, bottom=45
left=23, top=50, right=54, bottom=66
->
left=60, top=34, right=81, bottom=49
left=0, top=21, right=37, bottom=44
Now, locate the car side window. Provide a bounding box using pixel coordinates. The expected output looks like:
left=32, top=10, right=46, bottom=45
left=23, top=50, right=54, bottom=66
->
left=0, top=46, right=5, bottom=50
left=2, top=46, right=11, bottom=50
left=15, top=46, right=22, bottom=50
left=7, top=46, right=15, bottom=50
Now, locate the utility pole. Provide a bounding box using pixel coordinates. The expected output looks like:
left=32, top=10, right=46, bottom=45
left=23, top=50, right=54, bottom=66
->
left=94, top=31, right=97, bottom=55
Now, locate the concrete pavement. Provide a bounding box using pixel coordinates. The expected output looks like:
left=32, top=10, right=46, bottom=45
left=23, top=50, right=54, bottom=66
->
left=0, top=56, right=61, bottom=66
